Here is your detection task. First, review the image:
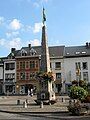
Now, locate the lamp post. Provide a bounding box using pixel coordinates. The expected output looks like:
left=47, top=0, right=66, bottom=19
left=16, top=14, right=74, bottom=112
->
left=76, top=67, right=80, bottom=86
left=16, top=84, right=19, bottom=94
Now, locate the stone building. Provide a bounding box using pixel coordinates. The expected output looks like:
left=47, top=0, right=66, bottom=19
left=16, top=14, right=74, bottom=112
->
left=15, top=45, right=40, bottom=94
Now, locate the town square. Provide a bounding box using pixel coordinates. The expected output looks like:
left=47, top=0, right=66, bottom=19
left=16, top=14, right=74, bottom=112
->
left=0, top=0, right=90, bottom=119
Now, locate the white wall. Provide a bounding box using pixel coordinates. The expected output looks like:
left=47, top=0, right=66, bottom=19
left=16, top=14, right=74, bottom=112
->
left=4, top=60, right=16, bottom=82
left=64, top=57, right=90, bottom=83
left=0, top=67, right=3, bottom=79
left=50, top=58, right=64, bottom=82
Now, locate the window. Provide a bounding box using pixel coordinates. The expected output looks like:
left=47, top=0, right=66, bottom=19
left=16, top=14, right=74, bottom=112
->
left=36, top=61, right=38, bottom=68
left=30, top=48, right=37, bottom=56
left=11, top=73, right=15, bottom=79
left=22, top=61, right=25, bottom=69
left=26, top=72, right=29, bottom=80
left=55, top=62, right=61, bottom=69
left=20, top=72, right=25, bottom=80
left=5, top=63, right=15, bottom=70
left=17, top=62, right=19, bottom=69
left=82, top=51, right=86, bottom=54
left=30, top=72, right=35, bottom=79
left=5, top=73, right=15, bottom=80
left=20, top=62, right=22, bottom=69
left=76, top=52, right=80, bottom=54
left=17, top=73, right=19, bottom=80
left=21, top=49, right=27, bottom=56
left=56, top=73, right=61, bottom=80
left=75, top=62, right=81, bottom=70
left=30, top=61, right=35, bottom=69
left=26, top=61, right=29, bottom=68
left=83, top=72, right=88, bottom=81
left=5, top=63, right=9, bottom=70
left=82, top=62, right=88, bottom=70
left=10, top=63, right=15, bottom=70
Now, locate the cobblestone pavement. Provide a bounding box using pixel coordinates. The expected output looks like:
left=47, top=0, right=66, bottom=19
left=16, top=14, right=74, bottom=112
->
left=0, top=95, right=90, bottom=120
left=0, top=95, right=69, bottom=113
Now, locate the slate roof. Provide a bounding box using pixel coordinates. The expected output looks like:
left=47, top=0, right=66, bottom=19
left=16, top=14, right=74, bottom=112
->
left=65, top=45, right=90, bottom=58
left=49, top=46, right=65, bottom=57
left=8, top=45, right=65, bottom=58
left=6, top=44, right=90, bottom=59
left=0, top=57, right=7, bottom=64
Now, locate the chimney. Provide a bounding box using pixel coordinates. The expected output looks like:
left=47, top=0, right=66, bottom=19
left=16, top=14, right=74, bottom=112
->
left=86, top=42, right=88, bottom=48
left=89, top=43, right=90, bottom=47
left=28, top=44, right=31, bottom=49
left=11, top=48, right=16, bottom=53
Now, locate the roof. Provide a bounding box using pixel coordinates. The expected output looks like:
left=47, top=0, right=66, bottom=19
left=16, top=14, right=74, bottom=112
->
left=5, top=44, right=90, bottom=59
left=49, top=46, right=65, bottom=57
left=8, top=45, right=65, bottom=58
left=65, top=45, right=90, bottom=57
left=0, top=57, right=7, bottom=64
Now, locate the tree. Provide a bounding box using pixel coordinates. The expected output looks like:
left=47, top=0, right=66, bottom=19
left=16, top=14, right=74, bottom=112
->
left=69, top=86, right=88, bottom=100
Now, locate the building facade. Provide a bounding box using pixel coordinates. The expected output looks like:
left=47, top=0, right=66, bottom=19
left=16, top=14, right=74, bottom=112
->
left=64, top=43, right=90, bottom=94
left=3, top=59, right=16, bottom=95
left=1, top=43, right=90, bottom=95
left=15, top=45, right=40, bottom=95
left=0, top=59, right=4, bottom=94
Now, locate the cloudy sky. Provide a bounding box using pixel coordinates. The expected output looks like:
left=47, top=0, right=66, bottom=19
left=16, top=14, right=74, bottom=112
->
left=0, top=0, right=90, bottom=57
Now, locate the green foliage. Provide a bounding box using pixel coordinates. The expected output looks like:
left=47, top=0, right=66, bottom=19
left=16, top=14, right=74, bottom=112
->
left=72, top=80, right=88, bottom=90
left=68, top=100, right=81, bottom=115
left=36, top=71, right=54, bottom=82
left=68, top=100, right=89, bottom=115
left=69, top=86, right=88, bottom=100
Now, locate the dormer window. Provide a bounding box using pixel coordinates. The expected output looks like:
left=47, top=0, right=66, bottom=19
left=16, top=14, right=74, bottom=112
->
left=30, top=48, right=37, bottom=56
left=76, top=52, right=80, bottom=54
left=82, top=51, right=86, bottom=54
left=21, top=49, right=27, bottom=56
left=66, top=53, right=69, bottom=55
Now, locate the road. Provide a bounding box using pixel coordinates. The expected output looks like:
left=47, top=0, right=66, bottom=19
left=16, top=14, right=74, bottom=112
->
left=0, top=112, right=90, bottom=120
left=0, top=112, right=54, bottom=120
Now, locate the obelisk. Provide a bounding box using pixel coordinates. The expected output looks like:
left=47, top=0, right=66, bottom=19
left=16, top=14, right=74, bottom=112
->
left=36, top=8, right=55, bottom=104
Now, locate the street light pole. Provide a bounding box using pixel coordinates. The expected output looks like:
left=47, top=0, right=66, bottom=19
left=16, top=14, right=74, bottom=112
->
left=77, top=66, right=80, bottom=86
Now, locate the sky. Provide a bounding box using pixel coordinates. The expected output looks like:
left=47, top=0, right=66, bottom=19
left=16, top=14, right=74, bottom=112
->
left=0, top=0, right=90, bottom=57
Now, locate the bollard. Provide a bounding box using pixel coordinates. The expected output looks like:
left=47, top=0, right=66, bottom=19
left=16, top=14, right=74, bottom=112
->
left=23, top=101, right=27, bottom=108
left=62, top=98, right=65, bottom=102
left=49, top=101, right=51, bottom=105
left=69, top=99, right=72, bottom=105
left=40, top=101, right=43, bottom=108
left=26, top=99, right=28, bottom=104
left=17, top=100, right=20, bottom=105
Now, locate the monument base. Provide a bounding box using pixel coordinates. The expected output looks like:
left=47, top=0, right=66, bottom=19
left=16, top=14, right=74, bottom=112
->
left=35, top=91, right=56, bottom=105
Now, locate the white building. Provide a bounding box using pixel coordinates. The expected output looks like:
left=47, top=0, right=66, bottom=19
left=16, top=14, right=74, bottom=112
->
left=64, top=43, right=90, bottom=94
left=49, top=46, right=65, bottom=94
left=1, top=43, right=90, bottom=95
left=3, top=48, right=16, bottom=95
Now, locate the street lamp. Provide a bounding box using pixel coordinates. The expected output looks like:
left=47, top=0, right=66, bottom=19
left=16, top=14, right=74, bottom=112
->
left=76, top=67, right=80, bottom=86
